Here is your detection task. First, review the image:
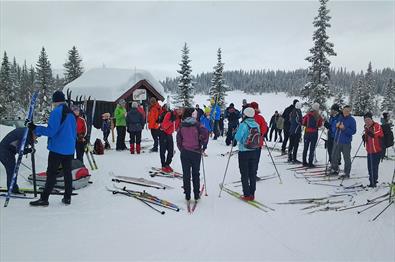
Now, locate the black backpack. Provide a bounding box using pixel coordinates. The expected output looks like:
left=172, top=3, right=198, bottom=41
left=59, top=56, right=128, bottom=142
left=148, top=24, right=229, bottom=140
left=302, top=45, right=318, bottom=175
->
left=381, top=123, right=394, bottom=148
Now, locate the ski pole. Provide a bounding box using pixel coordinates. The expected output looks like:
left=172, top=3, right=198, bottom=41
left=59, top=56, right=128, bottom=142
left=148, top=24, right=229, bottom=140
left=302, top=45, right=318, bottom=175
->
left=201, top=153, right=208, bottom=196
left=357, top=198, right=388, bottom=214
left=371, top=200, right=394, bottom=221
left=218, top=137, right=235, bottom=197
left=30, top=135, right=37, bottom=197
left=265, top=140, right=283, bottom=184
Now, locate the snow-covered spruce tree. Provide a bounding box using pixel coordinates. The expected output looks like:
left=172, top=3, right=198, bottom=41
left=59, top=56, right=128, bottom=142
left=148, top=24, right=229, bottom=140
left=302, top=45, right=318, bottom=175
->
left=364, top=62, right=377, bottom=114
left=333, top=92, right=345, bottom=108
left=0, top=52, right=13, bottom=117
left=19, top=60, right=33, bottom=112
left=209, top=48, right=228, bottom=108
left=10, top=57, right=24, bottom=117
left=174, top=43, right=194, bottom=107
left=63, top=46, right=84, bottom=85
left=301, top=0, right=336, bottom=111
left=353, top=75, right=370, bottom=116
left=36, top=47, right=54, bottom=121
left=381, top=78, right=395, bottom=113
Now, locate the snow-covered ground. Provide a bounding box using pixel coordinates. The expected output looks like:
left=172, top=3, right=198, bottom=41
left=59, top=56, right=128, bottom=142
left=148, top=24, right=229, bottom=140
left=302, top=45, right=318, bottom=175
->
left=1, top=91, right=394, bottom=261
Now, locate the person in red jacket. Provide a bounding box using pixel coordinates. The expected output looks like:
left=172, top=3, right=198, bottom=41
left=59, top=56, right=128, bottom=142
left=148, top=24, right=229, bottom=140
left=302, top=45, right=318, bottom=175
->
left=159, top=107, right=182, bottom=172
left=148, top=97, right=162, bottom=152
left=249, top=102, right=268, bottom=180
left=72, top=105, right=87, bottom=163
left=363, top=112, right=384, bottom=187
left=302, top=103, right=323, bottom=167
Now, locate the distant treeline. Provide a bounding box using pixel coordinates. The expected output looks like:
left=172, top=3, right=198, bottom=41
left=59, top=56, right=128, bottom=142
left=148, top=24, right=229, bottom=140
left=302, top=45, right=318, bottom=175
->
left=161, top=67, right=395, bottom=96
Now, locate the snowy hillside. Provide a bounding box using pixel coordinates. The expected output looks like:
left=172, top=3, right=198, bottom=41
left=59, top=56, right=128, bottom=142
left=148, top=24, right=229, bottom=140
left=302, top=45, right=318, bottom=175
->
left=1, top=92, right=394, bottom=262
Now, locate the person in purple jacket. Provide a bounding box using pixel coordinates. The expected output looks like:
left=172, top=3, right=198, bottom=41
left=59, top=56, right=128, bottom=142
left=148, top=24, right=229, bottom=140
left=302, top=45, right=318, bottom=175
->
left=176, top=108, right=209, bottom=201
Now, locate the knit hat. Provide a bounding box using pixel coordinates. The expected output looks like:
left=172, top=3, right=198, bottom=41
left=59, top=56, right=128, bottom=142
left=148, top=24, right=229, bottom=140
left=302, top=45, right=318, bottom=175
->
left=293, top=99, right=299, bottom=106
left=295, top=102, right=302, bottom=109
left=118, top=99, right=126, bottom=105
left=364, top=112, right=373, bottom=119
left=312, top=102, right=320, bottom=111
left=52, top=91, right=65, bottom=103
left=229, top=103, right=234, bottom=107
left=150, top=97, right=157, bottom=104
left=331, top=104, right=340, bottom=112
left=243, top=107, right=255, bottom=118
left=250, top=102, right=259, bottom=110
left=131, top=101, right=138, bottom=108
left=204, top=106, right=211, bottom=114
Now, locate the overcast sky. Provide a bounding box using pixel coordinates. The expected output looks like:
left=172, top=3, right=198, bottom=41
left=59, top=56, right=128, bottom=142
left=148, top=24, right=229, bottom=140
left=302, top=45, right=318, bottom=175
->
left=1, top=0, right=394, bottom=80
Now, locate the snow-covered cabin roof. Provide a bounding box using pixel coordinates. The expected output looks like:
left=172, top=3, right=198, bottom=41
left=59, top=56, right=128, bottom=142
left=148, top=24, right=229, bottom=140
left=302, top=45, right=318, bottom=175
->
left=65, top=68, right=165, bottom=101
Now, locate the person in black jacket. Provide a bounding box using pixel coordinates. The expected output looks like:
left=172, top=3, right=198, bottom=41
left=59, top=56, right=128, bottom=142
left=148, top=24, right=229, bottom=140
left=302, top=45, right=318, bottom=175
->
left=224, top=103, right=241, bottom=146
left=126, top=101, right=145, bottom=154
left=269, top=111, right=280, bottom=142
left=281, top=99, right=299, bottom=154
left=195, top=104, right=205, bottom=122
left=0, top=128, right=34, bottom=193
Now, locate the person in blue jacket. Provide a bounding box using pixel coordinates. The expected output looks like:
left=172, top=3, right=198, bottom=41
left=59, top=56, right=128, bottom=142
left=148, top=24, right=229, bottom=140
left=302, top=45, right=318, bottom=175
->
left=324, top=104, right=342, bottom=164
left=234, top=107, right=260, bottom=201
left=210, top=99, right=221, bottom=140
left=28, top=91, right=77, bottom=206
left=330, top=105, right=356, bottom=178
left=0, top=128, right=35, bottom=193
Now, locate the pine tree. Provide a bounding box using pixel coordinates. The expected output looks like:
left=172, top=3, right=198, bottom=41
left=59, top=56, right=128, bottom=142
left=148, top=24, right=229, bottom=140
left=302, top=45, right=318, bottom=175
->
left=20, top=60, right=33, bottom=112
left=301, top=0, right=336, bottom=111
left=333, top=92, right=345, bottom=108
left=381, top=78, right=395, bottom=113
left=209, top=48, right=228, bottom=108
left=0, top=52, right=13, bottom=117
left=9, top=57, right=23, bottom=116
left=174, top=43, right=194, bottom=107
left=36, top=47, right=54, bottom=120
left=364, top=62, right=377, bottom=114
left=63, top=46, right=84, bottom=85
left=353, top=74, right=370, bottom=116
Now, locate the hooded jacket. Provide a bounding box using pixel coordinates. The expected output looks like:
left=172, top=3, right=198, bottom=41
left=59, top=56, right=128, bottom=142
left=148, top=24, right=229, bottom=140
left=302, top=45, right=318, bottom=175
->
left=363, top=122, right=384, bottom=154
left=176, top=117, right=209, bottom=153
left=114, top=105, right=127, bottom=127
left=126, top=108, right=145, bottom=132
left=148, top=102, right=161, bottom=129
left=235, top=118, right=260, bottom=152
left=332, top=114, right=356, bottom=144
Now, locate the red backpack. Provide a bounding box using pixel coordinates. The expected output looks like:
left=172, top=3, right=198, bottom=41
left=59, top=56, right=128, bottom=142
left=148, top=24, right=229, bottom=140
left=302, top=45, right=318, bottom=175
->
left=93, top=138, right=104, bottom=155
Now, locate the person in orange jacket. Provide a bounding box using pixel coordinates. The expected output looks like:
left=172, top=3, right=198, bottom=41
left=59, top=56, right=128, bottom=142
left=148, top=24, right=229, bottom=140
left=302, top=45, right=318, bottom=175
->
left=362, top=112, right=384, bottom=187
left=249, top=102, right=268, bottom=180
left=159, top=107, right=182, bottom=172
left=148, top=97, right=162, bottom=152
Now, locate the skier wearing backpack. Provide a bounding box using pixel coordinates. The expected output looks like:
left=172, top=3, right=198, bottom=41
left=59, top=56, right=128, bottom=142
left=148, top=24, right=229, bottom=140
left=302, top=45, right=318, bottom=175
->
left=380, top=112, right=394, bottom=159
left=126, top=102, right=145, bottom=154
left=281, top=99, right=299, bottom=154
left=288, top=102, right=303, bottom=163
left=224, top=103, right=241, bottom=146
left=71, top=105, right=87, bottom=162
left=234, top=107, right=261, bottom=201
left=159, top=107, right=182, bottom=172
left=0, top=128, right=35, bottom=193
left=148, top=97, right=162, bottom=152
left=362, top=112, right=384, bottom=187
left=176, top=108, right=209, bottom=201
left=28, top=91, right=77, bottom=206
left=302, top=103, right=323, bottom=167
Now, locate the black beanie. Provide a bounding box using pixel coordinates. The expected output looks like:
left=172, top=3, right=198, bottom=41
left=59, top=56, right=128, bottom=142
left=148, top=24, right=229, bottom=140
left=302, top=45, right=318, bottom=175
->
left=52, top=91, right=65, bottom=103
left=293, top=99, right=299, bottom=106
left=364, top=112, right=373, bottom=119
left=331, top=104, right=340, bottom=112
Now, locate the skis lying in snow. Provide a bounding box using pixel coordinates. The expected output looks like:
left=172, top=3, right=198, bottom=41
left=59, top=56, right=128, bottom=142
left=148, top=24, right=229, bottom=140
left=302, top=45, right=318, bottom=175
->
left=107, top=185, right=180, bottom=215
left=219, top=184, right=274, bottom=212
left=149, top=167, right=183, bottom=179
left=187, top=184, right=205, bottom=214
left=110, top=174, right=173, bottom=190
left=287, top=164, right=327, bottom=171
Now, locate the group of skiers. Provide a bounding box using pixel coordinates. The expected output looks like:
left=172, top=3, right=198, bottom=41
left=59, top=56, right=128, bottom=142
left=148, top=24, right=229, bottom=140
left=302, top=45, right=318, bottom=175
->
left=1, top=89, right=394, bottom=206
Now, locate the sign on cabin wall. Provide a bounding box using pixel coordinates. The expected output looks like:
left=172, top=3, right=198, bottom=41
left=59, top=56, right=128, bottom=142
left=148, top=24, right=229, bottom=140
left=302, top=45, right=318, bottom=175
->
left=133, top=89, right=147, bottom=101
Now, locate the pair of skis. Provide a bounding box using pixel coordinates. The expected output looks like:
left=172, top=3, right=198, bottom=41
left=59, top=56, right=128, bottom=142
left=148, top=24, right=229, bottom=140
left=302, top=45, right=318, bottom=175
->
left=186, top=184, right=205, bottom=214
left=85, top=144, right=98, bottom=170
left=108, top=185, right=180, bottom=215
left=149, top=167, right=183, bottom=179
left=110, top=173, right=173, bottom=190
left=219, top=184, right=274, bottom=212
